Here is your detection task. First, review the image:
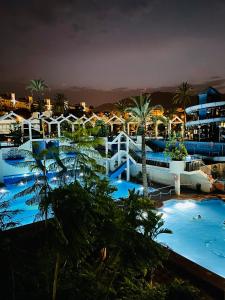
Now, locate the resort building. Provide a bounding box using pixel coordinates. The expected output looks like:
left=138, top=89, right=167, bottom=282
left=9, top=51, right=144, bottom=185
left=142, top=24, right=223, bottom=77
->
left=0, top=110, right=185, bottom=140
left=0, top=93, right=32, bottom=111
left=0, top=110, right=214, bottom=195
left=0, top=92, right=54, bottom=114
left=185, top=87, right=225, bottom=142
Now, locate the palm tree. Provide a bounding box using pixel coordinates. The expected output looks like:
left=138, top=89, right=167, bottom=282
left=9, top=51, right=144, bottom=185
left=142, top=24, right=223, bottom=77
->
left=125, top=94, right=159, bottom=197
left=47, top=181, right=171, bottom=299
left=173, top=82, right=193, bottom=124
left=151, top=115, right=169, bottom=138
left=49, top=126, right=105, bottom=183
left=0, top=191, right=21, bottom=230
left=115, top=98, right=131, bottom=118
left=26, top=79, right=48, bottom=112
left=53, top=93, right=68, bottom=115
left=13, top=143, right=58, bottom=222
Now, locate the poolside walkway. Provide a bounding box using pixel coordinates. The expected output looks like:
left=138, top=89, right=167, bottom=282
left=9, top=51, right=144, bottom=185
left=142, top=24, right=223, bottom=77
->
left=149, top=181, right=225, bottom=207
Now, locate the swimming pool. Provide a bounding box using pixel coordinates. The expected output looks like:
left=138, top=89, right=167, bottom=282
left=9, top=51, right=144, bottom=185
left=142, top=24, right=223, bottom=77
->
left=136, top=151, right=193, bottom=162
left=0, top=178, right=155, bottom=226
left=111, top=179, right=155, bottom=199
left=157, top=199, right=225, bottom=278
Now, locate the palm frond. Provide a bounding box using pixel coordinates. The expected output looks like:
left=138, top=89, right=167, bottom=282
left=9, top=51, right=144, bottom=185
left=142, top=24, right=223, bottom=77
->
left=14, top=185, right=38, bottom=199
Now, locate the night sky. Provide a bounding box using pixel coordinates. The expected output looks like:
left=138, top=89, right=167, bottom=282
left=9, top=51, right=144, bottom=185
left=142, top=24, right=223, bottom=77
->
left=1, top=0, right=225, bottom=105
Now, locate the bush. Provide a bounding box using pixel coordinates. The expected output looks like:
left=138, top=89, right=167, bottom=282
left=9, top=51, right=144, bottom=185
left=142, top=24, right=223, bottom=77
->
left=164, top=133, right=188, bottom=161
left=166, top=278, right=200, bottom=300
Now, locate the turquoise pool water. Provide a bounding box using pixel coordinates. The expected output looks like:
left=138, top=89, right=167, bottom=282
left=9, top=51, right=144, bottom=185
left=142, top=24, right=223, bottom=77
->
left=111, top=179, right=155, bottom=199
left=0, top=178, right=155, bottom=226
left=137, top=151, right=193, bottom=162
left=157, top=199, right=225, bottom=278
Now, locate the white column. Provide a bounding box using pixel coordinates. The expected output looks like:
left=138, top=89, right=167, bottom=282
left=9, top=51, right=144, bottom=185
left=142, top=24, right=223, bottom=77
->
left=174, top=174, right=181, bottom=195
left=155, top=121, right=158, bottom=137
left=116, top=134, right=121, bottom=179
left=170, top=161, right=185, bottom=196
left=127, top=123, right=130, bottom=136
left=105, top=137, right=109, bottom=175
left=118, top=134, right=121, bottom=166
left=72, top=124, right=75, bottom=132
left=57, top=123, right=61, bottom=137
left=126, top=136, right=130, bottom=181
left=28, top=123, right=32, bottom=140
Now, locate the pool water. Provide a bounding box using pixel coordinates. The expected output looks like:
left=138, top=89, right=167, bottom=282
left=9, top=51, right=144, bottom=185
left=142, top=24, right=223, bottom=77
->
left=111, top=179, right=155, bottom=199
left=0, top=182, right=40, bottom=226
left=157, top=199, right=225, bottom=278
left=137, top=151, right=193, bottom=162
left=0, top=178, right=155, bottom=226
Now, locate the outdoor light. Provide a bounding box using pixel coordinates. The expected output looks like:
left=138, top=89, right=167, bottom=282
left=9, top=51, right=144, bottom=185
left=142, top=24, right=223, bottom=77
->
left=80, top=172, right=84, bottom=177
left=174, top=201, right=196, bottom=210
left=162, top=207, right=173, bottom=213
left=0, top=188, right=7, bottom=193
left=52, top=177, right=57, bottom=181
left=19, top=181, right=24, bottom=186
left=117, top=179, right=122, bottom=183
left=23, top=173, right=29, bottom=177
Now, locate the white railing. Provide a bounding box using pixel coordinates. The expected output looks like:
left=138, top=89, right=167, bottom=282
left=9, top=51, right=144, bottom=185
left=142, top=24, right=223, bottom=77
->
left=148, top=185, right=175, bottom=198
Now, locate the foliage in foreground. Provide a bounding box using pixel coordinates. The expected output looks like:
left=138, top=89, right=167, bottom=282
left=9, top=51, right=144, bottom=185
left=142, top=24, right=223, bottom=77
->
left=45, top=181, right=170, bottom=299
left=0, top=179, right=202, bottom=299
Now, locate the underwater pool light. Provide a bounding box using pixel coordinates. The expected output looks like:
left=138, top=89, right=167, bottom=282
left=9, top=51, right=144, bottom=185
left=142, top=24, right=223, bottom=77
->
left=174, top=201, right=196, bottom=210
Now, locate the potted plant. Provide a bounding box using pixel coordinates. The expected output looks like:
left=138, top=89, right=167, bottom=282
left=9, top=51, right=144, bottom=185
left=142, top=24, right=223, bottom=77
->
left=164, top=133, right=188, bottom=173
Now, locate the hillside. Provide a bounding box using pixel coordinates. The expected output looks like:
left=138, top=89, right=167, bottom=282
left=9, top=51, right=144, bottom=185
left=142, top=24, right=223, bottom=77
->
left=94, top=91, right=199, bottom=112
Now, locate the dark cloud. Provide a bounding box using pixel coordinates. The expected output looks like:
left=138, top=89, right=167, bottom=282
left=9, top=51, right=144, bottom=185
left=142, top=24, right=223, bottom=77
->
left=191, top=78, right=225, bottom=92
left=72, top=23, right=85, bottom=33
left=0, top=0, right=225, bottom=105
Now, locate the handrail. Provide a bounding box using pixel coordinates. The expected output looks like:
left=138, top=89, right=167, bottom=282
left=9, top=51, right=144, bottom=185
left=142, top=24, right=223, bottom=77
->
left=149, top=188, right=176, bottom=199
left=154, top=185, right=175, bottom=191
left=148, top=185, right=176, bottom=199
left=128, top=149, right=141, bottom=163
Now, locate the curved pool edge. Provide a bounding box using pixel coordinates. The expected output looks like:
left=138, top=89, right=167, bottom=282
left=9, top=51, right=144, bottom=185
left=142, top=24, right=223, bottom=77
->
left=167, top=247, right=225, bottom=296
left=157, top=198, right=225, bottom=279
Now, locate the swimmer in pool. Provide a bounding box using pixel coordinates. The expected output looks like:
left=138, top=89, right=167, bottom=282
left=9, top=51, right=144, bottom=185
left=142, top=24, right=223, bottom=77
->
left=193, top=215, right=202, bottom=220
